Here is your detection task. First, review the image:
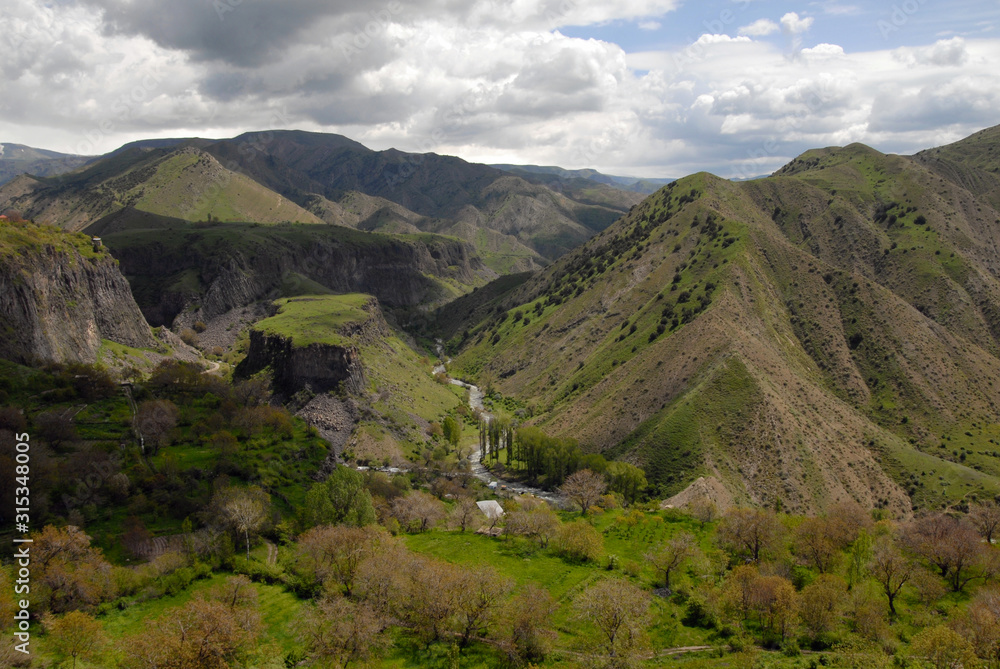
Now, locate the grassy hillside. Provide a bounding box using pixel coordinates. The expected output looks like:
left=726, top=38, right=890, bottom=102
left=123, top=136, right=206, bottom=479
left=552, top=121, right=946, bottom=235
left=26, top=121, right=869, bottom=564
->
left=441, top=126, right=1000, bottom=514
left=0, top=146, right=323, bottom=231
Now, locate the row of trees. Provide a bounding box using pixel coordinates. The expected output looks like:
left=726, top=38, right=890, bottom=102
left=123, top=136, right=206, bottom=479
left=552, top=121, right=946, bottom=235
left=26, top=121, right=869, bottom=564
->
left=478, top=422, right=648, bottom=501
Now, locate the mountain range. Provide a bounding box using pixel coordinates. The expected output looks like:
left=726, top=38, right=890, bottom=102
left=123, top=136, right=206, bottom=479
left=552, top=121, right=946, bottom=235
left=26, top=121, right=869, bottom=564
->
left=0, top=130, right=644, bottom=273
left=5, top=124, right=1000, bottom=515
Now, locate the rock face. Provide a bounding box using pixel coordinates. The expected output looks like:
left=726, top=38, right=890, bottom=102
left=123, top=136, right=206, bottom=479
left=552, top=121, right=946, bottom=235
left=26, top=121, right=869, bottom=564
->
left=236, top=297, right=389, bottom=396
left=107, top=228, right=492, bottom=327
left=0, top=223, right=156, bottom=365
left=239, top=331, right=367, bottom=396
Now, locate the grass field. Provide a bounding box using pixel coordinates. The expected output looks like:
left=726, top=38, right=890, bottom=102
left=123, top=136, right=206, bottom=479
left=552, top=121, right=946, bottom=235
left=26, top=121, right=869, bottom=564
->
left=252, top=294, right=373, bottom=348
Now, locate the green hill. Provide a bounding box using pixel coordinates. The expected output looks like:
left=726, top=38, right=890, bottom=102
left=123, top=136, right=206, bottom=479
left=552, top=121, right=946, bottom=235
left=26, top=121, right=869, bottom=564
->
left=0, top=145, right=323, bottom=231
left=440, top=125, right=1000, bottom=515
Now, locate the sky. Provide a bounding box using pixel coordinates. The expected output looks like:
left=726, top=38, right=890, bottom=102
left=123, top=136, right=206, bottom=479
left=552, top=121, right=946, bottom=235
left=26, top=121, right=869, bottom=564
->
left=1, top=0, right=998, bottom=178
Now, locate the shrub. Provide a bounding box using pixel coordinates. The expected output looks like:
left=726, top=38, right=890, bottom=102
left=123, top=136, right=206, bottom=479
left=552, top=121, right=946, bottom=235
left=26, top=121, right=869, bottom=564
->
left=556, top=521, right=604, bottom=562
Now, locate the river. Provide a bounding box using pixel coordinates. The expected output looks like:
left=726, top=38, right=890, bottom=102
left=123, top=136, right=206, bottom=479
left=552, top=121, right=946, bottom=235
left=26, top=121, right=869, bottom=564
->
left=433, top=350, right=562, bottom=504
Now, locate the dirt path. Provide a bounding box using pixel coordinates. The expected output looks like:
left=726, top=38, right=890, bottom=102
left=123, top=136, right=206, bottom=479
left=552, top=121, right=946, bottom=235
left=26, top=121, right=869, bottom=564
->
left=265, top=541, right=278, bottom=565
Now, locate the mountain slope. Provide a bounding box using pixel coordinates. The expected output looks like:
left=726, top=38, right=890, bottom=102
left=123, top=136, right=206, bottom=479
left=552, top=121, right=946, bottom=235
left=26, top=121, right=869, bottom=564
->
left=442, top=125, right=1000, bottom=515
left=202, top=130, right=641, bottom=266
left=0, top=145, right=323, bottom=232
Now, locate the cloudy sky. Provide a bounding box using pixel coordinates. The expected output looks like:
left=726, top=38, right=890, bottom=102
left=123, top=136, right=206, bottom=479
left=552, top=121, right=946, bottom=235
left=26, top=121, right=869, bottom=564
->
left=1, top=0, right=998, bottom=178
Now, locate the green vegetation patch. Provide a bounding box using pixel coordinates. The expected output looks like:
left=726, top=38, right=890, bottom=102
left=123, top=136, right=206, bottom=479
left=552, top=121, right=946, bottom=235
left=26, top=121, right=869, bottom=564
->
left=253, top=294, right=373, bottom=348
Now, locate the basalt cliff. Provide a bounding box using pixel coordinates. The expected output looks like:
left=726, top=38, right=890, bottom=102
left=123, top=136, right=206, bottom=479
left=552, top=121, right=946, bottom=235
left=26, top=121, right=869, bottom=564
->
left=0, top=219, right=155, bottom=365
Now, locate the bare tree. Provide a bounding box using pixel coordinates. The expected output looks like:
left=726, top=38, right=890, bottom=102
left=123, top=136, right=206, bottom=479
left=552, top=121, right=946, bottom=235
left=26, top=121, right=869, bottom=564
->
left=297, top=525, right=386, bottom=595
left=454, top=566, right=513, bottom=648
left=868, top=536, right=914, bottom=617
left=645, top=531, right=696, bottom=591
left=688, top=498, right=718, bottom=527
left=449, top=496, right=483, bottom=533
left=495, top=584, right=556, bottom=665
left=970, top=501, right=1000, bottom=544
left=574, top=577, right=651, bottom=669
left=905, top=513, right=991, bottom=591
left=296, top=594, right=387, bottom=667
left=794, top=517, right=840, bottom=573
left=559, top=469, right=607, bottom=515
left=136, top=400, right=179, bottom=455
left=717, top=507, right=784, bottom=563
left=214, top=486, right=270, bottom=561
left=391, top=491, right=446, bottom=533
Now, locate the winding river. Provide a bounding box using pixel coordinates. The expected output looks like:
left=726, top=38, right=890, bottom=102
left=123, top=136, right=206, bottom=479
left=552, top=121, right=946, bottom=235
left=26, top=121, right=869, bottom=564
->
left=434, top=351, right=562, bottom=504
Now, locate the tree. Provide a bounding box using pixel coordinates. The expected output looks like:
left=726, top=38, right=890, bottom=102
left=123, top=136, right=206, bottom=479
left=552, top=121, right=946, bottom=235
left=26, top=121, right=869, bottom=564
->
left=33, top=525, right=115, bottom=613
left=35, top=410, right=78, bottom=450
left=868, top=536, right=914, bottom=617
left=399, top=556, right=461, bottom=644
left=749, top=575, right=798, bottom=642
left=43, top=610, right=105, bottom=668
left=391, top=491, right=446, bottom=533
left=794, top=517, right=840, bottom=573
left=645, top=531, right=696, bottom=591
left=443, top=415, right=462, bottom=449
left=723, top=564, right=759, bottom=624
left=574, top=578, right=651, bottom=669
left=971, top=500, right=1000, bottom=544
left=449, top=496, right=483, bottom=533
left=559, top=469, right=607, bottom=515
left=956, top=585, right=1000, bottom=663
left=214, top=485, right=270, bottom=561
left=556, top=520, right=604, bottom=562
left=453, top=566, right=513, bottom=648
left=605, top=462, right=646, bottom=505
left=297, top=525, right=386, bottom=596
left=717, top=507, right=784, bottom=563
left=118, top=597, right=262, bottom=669
left=302, top=466, right=376, bottom=528
left=296, top=594, right=387, bottom=667
left=495, top=584, right=556, bottom=666
left=905, top=513, right=991, bottom=591
left=799, top=574, right=846, bottom=641
left=135, top=399, right=179, bottom=455
left=689, top=498, right=718, bottom=527
left=910, top=624, right=979, bottom=669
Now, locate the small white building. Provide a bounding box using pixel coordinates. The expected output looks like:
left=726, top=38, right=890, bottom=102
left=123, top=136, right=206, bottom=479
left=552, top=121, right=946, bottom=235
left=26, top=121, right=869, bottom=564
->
left=476, top=499, right=504, bottom=520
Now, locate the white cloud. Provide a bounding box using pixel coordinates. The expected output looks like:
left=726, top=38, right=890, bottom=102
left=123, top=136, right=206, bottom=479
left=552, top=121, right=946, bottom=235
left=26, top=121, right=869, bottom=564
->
left=738, top=19, right=779, bottom=36
left=2, top=0, right=1000, bottom=180
left=638, top=20, right=662, bottom=31
left=780, top=12, right=815, bottom=35
left=802, top=43, right=846, bottom=57
left=893, top=37, right=970, bottom=67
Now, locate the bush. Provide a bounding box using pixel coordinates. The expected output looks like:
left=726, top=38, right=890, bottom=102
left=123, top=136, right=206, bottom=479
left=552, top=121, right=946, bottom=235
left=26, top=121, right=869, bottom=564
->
left=556, top=521, right=604, bottom=562
left=230, top=557, right=286, bottom=585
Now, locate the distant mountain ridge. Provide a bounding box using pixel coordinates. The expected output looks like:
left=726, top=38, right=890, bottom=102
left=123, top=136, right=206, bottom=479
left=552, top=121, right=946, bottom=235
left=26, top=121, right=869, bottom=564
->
left=491, top=163, right=675, bottom=194
left=0, top=143, right=93, bottom=187
left=0, top=130, right=645, bottom=273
